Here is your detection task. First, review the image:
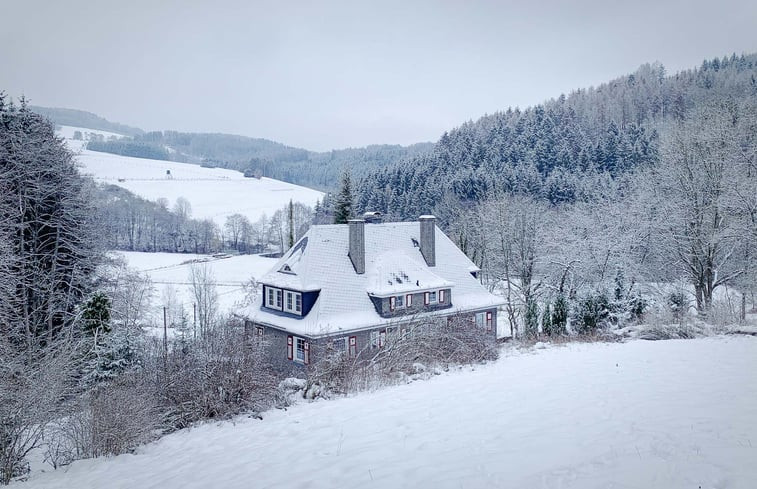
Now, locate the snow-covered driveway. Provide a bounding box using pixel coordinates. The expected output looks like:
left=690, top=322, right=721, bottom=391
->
left=20, top=336, right=757, bottom=488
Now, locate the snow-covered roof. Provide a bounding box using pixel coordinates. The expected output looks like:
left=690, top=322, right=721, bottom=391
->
left=365, top=251, right=454, bottom=296
left=248, top=221, right=505, bottom=337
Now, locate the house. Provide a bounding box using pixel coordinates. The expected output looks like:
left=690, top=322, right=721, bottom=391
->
left=244, top=215, right=505, bottom=371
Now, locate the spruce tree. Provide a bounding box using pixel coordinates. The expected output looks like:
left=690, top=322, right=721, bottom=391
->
left=0, top=95, right=102, bottom=352
left=333, top=169, right=353, bottom=224
left=82, top=292, right=112, bottom=337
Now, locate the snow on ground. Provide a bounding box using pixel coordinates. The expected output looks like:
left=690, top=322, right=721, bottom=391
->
left=116, top=251, right=278, bottom=326
left=18, top=336, right=757, bottom=489
left=56, top=125, right=324, bottom=226
left=56, top=125, right=125, bottom=147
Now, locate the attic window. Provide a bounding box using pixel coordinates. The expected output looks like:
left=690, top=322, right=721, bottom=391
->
left=279, top=264, right=295, bottom=274
left=411, top=238, right=420, bottom=248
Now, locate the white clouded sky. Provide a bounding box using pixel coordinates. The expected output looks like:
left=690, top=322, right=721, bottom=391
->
left=2, top=0, right=756, bottom=151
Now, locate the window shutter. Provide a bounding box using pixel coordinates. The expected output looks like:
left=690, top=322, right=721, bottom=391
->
left=406, top=294, right=412, bottom=307
left=349, top=336, right=357, bottom=357
left=486, top=311, right=493, bottom=331
left=287, top=335, right=293, bottom=360
left=379, top=330, right=386, bottom=347
left=304, top=342, right=310, bottom=365
left=439, top=290, right=445, bottom=303
left=389, top=296, right=395, bottom=311
left=424, top=292, right=430, bottom=305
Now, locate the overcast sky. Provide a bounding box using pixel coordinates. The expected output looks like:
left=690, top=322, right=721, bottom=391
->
left=2, top=0, right=756, bottom=151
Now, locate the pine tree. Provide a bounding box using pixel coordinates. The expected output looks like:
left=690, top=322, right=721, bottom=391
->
left=0, top=95, right=102, bottom=352
left=333, top=169, right=353, bottom=224
left=81, top=292, right=112, bottom=337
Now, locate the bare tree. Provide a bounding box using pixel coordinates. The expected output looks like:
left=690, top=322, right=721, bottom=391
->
left=189, top=263, right=218, bottom=340
left=646, top=102, right=747, bottom=314
left=477, top=194, right=550, bottom=337
left=224, top=213, right=250, bottom=251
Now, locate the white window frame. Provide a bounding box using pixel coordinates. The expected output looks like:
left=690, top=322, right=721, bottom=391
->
left=332, top=337, right=347, bottom=352
left=265, top=286, right=283, bottom=311
left=284, top=290, right=302, bottom=315
left=475, top=312, right=485, bottom=328
left=294, top=336, right=308, bottom=364
left=428, top=291, right=438, bottom=304
left=395, top=295, right=404, bottom=308
left=370, top=330, right=380, bottom=348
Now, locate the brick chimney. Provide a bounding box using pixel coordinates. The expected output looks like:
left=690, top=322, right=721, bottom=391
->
left=419, top=215, right=436, bottom=267
left=348, top=219, right=365, bottom=274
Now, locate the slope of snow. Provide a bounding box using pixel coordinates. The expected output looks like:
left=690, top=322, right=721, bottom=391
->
left=116, top=251, right=278, bottom=324
left=56, top=125, right=125, bottom=142
left=57, top=125, right=324, bottom=226
left=18, top=336, right=757, bottom=488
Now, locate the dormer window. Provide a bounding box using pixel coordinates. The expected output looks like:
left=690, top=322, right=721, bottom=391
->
left=284, top=291, right=302, bottom=315
left=264, top=286, right=302, bottom=315
left=424, top=290, right=446, bottom=305
left=266, top=287, right=283, bottom=310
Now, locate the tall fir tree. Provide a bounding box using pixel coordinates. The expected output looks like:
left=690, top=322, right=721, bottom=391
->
left=333, top=168, right=354, bottom=224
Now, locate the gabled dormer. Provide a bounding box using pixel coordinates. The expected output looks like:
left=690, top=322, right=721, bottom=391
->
left=261, top=284, right=319, bottom=317
left=365, top=250, right=454, bottom=318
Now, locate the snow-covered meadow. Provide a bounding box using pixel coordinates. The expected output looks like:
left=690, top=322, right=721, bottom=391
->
left=114, top=251, right=278, bottom=327
left=17, top=335, right=757, bottom=488
left=58, top=125, right=324, bottom=227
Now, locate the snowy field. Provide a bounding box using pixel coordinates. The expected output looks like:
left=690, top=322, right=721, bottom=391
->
left=18, top=335, right=757, bottom=489
left=57, top=125, right=324, bottom=226
left=115, top=251, right=278, bottom=326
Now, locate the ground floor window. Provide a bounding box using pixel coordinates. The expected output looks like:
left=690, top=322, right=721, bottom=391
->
left=287, top=335, right=310, bottom=364
left=475, top=312, right=485, bottom=328
left=332, top=337, right=347, bottom=351
left=475, top=311, right=494, bottom=331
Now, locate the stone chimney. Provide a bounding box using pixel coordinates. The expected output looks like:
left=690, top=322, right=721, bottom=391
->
left=419, top=215, right=436, bottom=267
left=348, top=219, right=365, bottom=274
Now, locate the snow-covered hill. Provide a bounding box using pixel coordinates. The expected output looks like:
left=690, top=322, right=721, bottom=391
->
left=17, top=335, right=757, bottom=488
left=57, top=125, right=324, bottom=226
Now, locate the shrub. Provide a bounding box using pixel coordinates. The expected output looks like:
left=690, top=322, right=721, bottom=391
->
left=524, top=300, right=539, bottom=339
left=551, top=295, right=569, bottom=335
left=541, top=303, right=554, bottom=336
left=574, top=292, right=611, bottom=334
left=307, top=317, right=498, bottom=396
left=668, top=291, right=689, bottom=322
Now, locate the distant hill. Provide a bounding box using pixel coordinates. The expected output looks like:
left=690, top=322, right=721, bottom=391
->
left=355, top=52, right=757, bottom=221
left=30, top=106, right=144, bottom=137
left=33, top=108, right=433, bottom=192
